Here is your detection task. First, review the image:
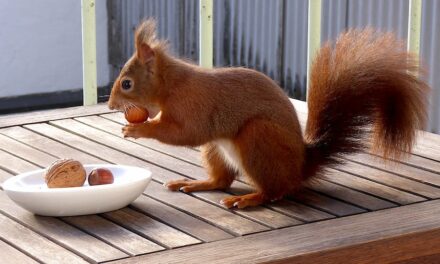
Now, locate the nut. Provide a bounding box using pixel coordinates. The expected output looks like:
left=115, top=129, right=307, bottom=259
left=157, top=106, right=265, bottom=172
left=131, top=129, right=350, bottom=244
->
left=88, top=168, right=114, bottom=185
left=45, top=159, right=86, bottom=188
left=124, top=107, right=149, bottom=123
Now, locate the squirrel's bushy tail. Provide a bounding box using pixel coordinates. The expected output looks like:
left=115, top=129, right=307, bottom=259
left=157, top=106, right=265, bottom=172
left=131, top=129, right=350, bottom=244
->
left=303, top=29, right=429, bottom=179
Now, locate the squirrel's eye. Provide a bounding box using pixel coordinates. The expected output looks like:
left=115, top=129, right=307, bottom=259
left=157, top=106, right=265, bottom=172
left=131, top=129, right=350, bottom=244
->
left=121, top=80, right=132, bottom=90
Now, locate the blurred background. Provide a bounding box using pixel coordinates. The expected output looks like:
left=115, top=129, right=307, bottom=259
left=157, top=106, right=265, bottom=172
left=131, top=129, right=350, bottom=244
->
left=0, top=0, right=439, bottom=132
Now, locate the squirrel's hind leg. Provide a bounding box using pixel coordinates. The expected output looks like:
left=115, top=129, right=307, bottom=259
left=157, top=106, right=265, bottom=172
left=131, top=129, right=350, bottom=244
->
left=225, top=119, right=303, bottom=208
left=165, top=143, right=237, bottom=192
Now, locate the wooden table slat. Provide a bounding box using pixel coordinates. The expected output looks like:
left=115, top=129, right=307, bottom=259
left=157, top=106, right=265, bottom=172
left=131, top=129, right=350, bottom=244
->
left=0, top=126, right=105, bottom=164
left=0, top=239, right=39, bottom=264
left=62, top=214, right=165, bottom=256
left=413, top=142, right=440, bottom=161
left=322, top=168, right=425, bottom=205
left=130, top=195, right=234, bottom=242
left=102, top=207, right=201, bottom=248
left=336, top=162, right=440, bottom=199
left=291, top=189, right=366, bottom=216
left=0, top=133, right=58, bottom=167
left=0, top=192, right=128, bottom=263
left=348, top=153, right=440, bottom=187
left=0, top=213, right=89, bottom=264
left=0, top=149, right=39, bottom=175
left=306, top=179, right=397, bottom=211
left=268, top=199, right=336, bottom=222
left=0, top=103, right=113, bottom=128
left=0, top=169, right=13, bottom=186
left=400, top=154, right=440, bottom=175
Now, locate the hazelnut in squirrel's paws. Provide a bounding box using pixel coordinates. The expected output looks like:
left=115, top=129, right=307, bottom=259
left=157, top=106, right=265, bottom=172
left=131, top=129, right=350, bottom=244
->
left=122, top=107, right=150, bottom=139
left=108, top=19, right=429, bottom=209
left=125, top=107, right=149, bottom=124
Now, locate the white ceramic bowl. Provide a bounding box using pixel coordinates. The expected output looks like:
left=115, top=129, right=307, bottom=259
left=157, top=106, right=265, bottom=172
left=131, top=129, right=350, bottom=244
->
left=2, top=164, right=152, bottom=216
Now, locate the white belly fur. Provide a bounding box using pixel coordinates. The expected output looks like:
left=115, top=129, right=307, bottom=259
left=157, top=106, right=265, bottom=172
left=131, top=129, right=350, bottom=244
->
left=214, top=139, right=244, bottom=173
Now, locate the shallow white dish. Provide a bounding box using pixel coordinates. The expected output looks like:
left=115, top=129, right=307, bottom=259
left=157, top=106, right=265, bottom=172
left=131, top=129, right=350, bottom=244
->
left=2, top=164, right=152, bottom=217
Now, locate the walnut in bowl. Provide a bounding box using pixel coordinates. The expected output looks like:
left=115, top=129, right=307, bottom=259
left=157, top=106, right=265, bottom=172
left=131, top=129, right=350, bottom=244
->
left=45, top=159, right=86, bottom=188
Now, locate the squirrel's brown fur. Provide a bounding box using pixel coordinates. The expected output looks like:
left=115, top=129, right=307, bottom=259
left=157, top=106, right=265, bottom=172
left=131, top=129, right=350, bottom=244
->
left=108, top=19, right=429, bottom=208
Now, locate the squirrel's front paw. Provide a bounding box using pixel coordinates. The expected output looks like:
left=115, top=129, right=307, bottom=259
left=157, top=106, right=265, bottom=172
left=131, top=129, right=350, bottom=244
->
left=122, top=123, right=149, bottom=139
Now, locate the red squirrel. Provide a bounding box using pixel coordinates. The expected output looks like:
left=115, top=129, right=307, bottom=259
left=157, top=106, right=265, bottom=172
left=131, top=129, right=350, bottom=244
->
left=108, top=19, right=429, bottom=209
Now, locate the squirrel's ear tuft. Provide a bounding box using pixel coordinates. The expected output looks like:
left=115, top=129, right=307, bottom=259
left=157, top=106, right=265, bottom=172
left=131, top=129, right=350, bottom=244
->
left=135, top=18, right=157, bottom=64
left=135, top=18, right=157, bottom=48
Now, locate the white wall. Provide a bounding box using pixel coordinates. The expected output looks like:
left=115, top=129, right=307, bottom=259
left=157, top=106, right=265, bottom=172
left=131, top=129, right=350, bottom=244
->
left=0, top=0, right=109, bottom=98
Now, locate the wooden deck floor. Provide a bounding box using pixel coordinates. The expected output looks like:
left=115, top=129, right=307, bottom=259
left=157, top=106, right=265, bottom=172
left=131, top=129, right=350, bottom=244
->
left=0, top=99, right=439, bottom=263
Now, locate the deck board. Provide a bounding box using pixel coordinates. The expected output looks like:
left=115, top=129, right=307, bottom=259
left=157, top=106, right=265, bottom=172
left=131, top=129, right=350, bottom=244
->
left=62, top=214, right=165, bottom=255
left=0, top=169, right=13, bottom=185
left=102, top=207, right=201, bottom=249
left=0, top=239, right=39, bottom=264
left=0, top=126, right=105, bottom=164
left=400, top=154, right=440, bottom=174
left=321, top=168, right=425, bottom=205
left=267, top=199, right=335, bottom=222
left=0, top=192, right=128, bottom=263
left=348, top=153, right=440, bottom=187
left=289, top=189, right=366, bottom=216
left=0, top=103, right=113, bottom=128
left=0, top=133, right=57, bottom=167
left=130, top=195, right=234, bottom=242
left=335, top=162, right=440, bottom=198
left=306, top=179, right=397, bottom=210
left=0, top=213, right=89, bottom=264
left=0, top=100, right=439, bottom=263
left=0, top=149, right=39, bottom=175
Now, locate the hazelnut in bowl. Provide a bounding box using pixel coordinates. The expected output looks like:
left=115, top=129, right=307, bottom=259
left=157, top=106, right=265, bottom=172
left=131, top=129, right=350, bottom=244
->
left=2, top=162, right=152, bottom=216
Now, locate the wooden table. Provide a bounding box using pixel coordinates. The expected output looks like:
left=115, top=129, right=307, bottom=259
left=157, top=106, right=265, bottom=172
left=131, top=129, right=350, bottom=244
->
left=0, top=99, right=439, bottom=264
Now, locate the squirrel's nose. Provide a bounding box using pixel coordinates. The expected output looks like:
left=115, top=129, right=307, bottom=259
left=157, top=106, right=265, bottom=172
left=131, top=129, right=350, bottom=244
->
left=108, top=100, right=117, bottom=110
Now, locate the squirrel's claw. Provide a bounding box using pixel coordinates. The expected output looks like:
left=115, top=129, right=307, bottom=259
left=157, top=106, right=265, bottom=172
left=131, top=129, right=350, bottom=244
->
left=220, top=193, right=266, bottom=209
left=122, top=123, right=149, bottom=139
